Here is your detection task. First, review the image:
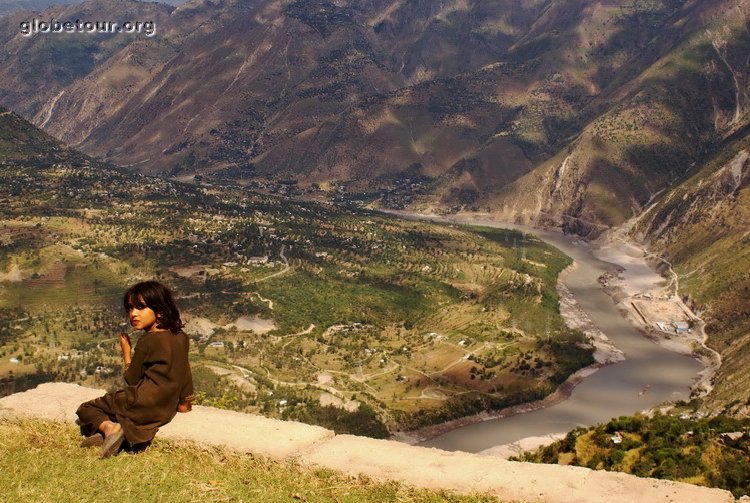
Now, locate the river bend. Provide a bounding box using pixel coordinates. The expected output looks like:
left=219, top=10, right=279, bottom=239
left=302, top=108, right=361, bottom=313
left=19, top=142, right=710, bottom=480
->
left=387, top=212, right=701, bottom=453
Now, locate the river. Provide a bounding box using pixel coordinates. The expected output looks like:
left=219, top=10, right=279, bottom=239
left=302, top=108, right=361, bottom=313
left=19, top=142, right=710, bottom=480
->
left=384, top=211, right=702, bottom=453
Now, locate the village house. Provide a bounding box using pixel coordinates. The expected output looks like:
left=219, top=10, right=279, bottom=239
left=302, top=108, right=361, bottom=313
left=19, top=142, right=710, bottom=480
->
left=672, top=321, right=690, bottom=333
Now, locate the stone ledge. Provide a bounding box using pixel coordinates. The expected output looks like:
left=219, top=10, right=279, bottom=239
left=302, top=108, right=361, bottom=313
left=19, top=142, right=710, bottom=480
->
left=297, top=434, right=734, bottom=503
left=0, top=381, right=102, bottom=422
left=0, top=383, right=736, bottom=503
left=160, top=405, right=335, bottom=459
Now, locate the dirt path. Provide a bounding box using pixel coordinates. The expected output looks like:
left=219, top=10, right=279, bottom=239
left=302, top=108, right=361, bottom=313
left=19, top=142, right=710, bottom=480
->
left=251, top=292, right=275, bottom=309
left=641, top=251, right=721, bottom=398
left=256, top=244, right=290, bottom=282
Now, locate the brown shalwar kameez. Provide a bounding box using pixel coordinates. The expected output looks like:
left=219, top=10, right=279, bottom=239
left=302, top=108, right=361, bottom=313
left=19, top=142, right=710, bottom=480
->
left=76, top=329, right=194, bottom=446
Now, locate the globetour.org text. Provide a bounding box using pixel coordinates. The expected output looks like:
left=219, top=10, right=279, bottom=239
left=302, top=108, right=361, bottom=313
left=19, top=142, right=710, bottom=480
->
left=19, top=18, right=155, bottom=37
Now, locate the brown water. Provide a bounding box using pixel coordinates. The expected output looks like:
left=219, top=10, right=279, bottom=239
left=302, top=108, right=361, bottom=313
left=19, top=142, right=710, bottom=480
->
left=386, top=212, right=702, bottom=453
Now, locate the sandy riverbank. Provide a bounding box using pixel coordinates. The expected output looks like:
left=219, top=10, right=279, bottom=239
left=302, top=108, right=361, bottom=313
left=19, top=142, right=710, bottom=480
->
left=557, top=263, right=625, bottom=365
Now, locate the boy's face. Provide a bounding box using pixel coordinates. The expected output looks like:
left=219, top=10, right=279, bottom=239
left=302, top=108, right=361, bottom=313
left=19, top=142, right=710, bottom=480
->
left=128, top=295, right=158, bottom=332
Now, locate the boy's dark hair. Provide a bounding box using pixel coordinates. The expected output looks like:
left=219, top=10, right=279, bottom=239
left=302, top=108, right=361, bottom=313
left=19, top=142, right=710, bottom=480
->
left=123, top=281, right=184, bottom=333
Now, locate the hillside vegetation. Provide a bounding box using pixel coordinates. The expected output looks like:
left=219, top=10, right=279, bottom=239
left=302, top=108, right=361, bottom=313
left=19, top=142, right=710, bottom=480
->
left=632, top=130, right=750, bottom=415
left=516, top=412, right=750, bottom=498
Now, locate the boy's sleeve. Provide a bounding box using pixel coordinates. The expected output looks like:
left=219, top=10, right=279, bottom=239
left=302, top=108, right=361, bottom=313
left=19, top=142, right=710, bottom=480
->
left=179, top=362, right=195, bottom=404
left=179, top=333, right=194, bottom=403
left=124, top=334, right=149, bottom=385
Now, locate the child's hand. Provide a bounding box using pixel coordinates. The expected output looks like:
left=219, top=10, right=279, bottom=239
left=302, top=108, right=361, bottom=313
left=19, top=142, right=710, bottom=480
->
left=177, top=401, right=192, bottom=413
left=118, top=332, right=132, bottom=354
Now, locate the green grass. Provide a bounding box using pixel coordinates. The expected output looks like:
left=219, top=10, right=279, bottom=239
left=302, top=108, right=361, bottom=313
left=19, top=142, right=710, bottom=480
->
left=256, top=267, right=446, bottom=334
left=0, top=418, right=500, bottom=503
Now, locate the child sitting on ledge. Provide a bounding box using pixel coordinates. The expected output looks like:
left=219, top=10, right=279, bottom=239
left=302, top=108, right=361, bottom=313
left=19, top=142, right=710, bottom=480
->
left=76, top=281, right=194, bottom=458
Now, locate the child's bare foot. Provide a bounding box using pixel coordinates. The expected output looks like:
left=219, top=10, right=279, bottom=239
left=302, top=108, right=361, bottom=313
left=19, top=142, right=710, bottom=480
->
left=98, top=421, right=126, bottom=459
left=99, top=420, right=122, bottom=438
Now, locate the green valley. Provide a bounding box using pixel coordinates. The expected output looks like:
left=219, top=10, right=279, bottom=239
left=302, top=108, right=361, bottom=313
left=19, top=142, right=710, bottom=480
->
left=0, top=108, right=592, bottom=437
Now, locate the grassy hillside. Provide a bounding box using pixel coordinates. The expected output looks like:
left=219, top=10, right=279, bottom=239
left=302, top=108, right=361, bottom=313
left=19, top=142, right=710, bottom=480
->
left=0, top=417, right=498, bottom=503
left=515, top=412, right=750, bottom=498
left=0, top=105, right=92, bottom=163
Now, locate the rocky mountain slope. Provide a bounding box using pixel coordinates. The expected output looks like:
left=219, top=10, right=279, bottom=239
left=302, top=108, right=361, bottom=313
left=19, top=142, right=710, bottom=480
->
left=0, top=0, right=747, bottom=229
left=632, top=130, right=750, bottom=415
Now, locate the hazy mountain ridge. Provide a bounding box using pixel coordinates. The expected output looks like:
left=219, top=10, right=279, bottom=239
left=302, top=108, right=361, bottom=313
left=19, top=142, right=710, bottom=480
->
left=0, top=0, right=78, bottom=17
left=0, top=0, right=187, bottom=17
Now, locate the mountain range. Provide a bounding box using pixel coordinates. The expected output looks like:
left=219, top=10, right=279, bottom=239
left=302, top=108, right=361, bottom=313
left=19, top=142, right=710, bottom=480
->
left=0, top=0, right=746, bottom=227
